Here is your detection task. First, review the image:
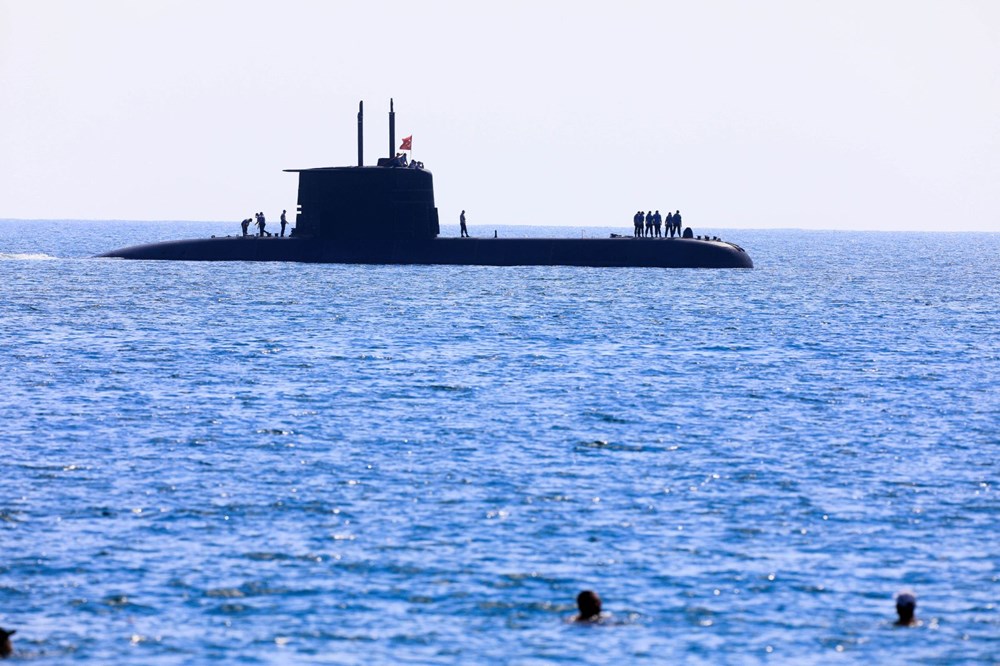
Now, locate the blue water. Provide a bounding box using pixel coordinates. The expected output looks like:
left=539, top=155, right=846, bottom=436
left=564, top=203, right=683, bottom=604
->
left=1, top=220, right=997, bottom=664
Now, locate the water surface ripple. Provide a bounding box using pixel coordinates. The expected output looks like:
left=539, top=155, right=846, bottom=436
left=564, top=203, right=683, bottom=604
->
left=0, top=222, right=997, bottom=663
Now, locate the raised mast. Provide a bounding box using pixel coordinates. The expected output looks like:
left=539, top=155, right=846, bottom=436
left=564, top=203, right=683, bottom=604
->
left=357, top=100, right=364, bottom=167
left=389, top=98, right=396, bottom=160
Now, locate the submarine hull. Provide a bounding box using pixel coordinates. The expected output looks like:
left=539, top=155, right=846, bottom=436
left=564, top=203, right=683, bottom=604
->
left=97, top=236, right=753, bottom=268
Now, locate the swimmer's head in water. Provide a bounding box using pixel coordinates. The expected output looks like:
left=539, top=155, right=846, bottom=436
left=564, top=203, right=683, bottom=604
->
left=0, top=627, right=15, bottom=658
left=895, top=591, right=917, bottom=625
left=576, top=590, right=602, bottom=620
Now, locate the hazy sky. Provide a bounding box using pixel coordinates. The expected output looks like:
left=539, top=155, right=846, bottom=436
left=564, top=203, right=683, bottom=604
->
left=1, top=0, right=998, bottom=231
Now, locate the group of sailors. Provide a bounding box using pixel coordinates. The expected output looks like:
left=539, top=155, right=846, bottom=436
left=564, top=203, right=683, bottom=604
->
left=389, top=152, right=425, bottom=169
left=240, top=210, right=289, bottom=237
left=633, top=210, right=683, bottom=238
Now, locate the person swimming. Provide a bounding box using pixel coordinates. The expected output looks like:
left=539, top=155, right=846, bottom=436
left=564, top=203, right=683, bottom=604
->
left=573, top=590, right=603, bottom=622
left=895, top=591, right=918, bottom=626
left=0, top=627, right=15, bottom=659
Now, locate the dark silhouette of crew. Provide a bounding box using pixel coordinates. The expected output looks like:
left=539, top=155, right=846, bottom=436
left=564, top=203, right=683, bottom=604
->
left=633, top=210, right=643, bottom=237
left=644, top=211, right=653, bottom=237
left=895, top=592, right=918, bottom=626
left=460, top=210, right=469, bottom=237
left=256, top=212, right=267, bottom=237
left=653, top=210, right=662, bottom=237
left=241, top=217, right=251, bottom=237
left=280, top=210, right=288, bottom=237
left=0, top=627, right=15, bottom=659
left=573, top=590, right=602, bottom=622
left=673, top=210, right=682, bottom=237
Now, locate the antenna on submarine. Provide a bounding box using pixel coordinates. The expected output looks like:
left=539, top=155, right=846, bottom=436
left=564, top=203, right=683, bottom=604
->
left=389, top=98, right=396, bottom=160
left=357, top=100, right=364, bottom=167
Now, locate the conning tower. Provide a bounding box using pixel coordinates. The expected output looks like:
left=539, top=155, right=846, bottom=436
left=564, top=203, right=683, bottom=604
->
left=286, top=100, right=440, bottom=240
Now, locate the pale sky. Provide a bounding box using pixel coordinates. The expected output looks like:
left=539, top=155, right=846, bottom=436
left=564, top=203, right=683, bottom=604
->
left=1, top=0, right=998, bottom=231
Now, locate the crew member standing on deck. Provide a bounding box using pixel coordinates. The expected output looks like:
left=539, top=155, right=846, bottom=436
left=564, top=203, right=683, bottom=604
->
left=654, top=210, right=662, bottom=237
left=645, top=211, right=653, bottom=238
left=633, top=211, right=643, bottom=237
left=280, top=210, right=288, bottom=237
left=257, top=211, right=267, bottom=237
left=241, top=217, right=251, bottom=237
left=460, top=210, right=469, bottom=237
left=673, top=210, right=682, bottom=237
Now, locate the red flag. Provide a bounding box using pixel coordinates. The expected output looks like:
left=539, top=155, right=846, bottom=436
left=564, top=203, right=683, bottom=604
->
left=399, top=135, right=412, bottom=151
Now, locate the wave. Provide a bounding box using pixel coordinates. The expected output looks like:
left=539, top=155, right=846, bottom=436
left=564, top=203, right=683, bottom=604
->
left=0, top=252, right=58, bottom=260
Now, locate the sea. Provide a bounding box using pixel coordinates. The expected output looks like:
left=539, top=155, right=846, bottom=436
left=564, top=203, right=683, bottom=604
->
left=0, top=220, right=997, bottom=664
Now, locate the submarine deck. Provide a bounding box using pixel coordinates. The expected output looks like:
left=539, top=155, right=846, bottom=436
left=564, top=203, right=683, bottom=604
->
left=97, top=236, right=753, bottom=268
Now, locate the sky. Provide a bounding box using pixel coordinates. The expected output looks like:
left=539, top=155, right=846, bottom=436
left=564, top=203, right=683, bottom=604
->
left=1, top=0, right=998, bottom=232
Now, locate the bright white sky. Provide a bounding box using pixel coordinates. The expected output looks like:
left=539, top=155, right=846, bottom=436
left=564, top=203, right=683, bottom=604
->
left=1, top=0, right=998, bottom=231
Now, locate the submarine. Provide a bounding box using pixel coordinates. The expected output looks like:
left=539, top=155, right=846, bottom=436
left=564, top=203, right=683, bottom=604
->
left=99, top=101, right=753, bottom=269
